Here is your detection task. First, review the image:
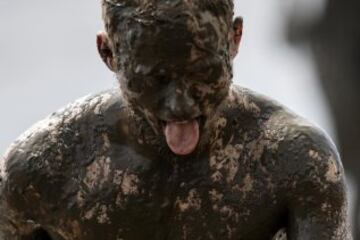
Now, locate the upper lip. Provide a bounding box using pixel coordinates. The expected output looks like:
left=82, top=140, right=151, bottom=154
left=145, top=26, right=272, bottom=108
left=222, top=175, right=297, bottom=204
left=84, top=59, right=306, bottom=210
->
left=158, top=114, right=202, bottom=123
left=158, top=115, right=205, bottom=129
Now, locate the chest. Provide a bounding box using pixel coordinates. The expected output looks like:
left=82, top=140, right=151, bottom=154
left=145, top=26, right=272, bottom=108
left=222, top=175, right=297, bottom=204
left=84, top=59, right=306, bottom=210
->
left=59, top=143, right=284, bottom=240
left=166, top=159, right=284, bottom=240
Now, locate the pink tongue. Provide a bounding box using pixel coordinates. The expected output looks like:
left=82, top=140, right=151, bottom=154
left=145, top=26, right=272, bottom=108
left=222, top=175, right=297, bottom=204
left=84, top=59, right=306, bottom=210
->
left=164, top=120, right=200, bottom=155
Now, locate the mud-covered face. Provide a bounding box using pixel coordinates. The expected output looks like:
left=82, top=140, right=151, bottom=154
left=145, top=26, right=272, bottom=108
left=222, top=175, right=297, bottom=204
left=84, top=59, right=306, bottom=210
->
left=100, top=0, right=239, bottom=155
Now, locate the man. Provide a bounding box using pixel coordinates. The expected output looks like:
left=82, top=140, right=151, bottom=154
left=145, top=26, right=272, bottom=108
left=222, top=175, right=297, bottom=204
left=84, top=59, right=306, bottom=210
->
left=0, top=0, right=352, bottom=239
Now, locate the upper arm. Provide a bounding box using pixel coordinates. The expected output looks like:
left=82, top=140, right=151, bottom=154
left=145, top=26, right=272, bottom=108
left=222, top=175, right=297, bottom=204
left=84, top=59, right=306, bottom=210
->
left=280, top=126, right=352, bottom=240
left=0, top=139, right=46, bottom=239
left=0, top=91, right=121, bottom=239
left=0, top=116, right=68, bottom=239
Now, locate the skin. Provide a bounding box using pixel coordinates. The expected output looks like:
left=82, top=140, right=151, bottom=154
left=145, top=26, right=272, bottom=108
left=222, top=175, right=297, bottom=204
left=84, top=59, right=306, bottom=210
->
left=0, top=0, right=352, bottom=239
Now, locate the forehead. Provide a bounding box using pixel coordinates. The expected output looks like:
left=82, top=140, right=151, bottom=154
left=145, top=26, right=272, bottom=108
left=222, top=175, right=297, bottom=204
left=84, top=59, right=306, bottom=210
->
left=103, top=0, right=233, bottom=10
left=102, top=0, right=234, bottom=25
left=103, top=1, right=233, bottom=44
left=103, top=0, right=234, bottom=69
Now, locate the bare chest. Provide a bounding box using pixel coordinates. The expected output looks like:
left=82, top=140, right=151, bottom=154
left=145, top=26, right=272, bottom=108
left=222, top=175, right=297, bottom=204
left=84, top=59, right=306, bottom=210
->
left=49, top=142, right=285, bottom=240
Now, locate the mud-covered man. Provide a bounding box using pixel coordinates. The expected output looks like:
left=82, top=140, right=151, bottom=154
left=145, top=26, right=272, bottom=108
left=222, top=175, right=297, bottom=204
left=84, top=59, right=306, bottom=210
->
left=0, top=0, right=352, bottom=239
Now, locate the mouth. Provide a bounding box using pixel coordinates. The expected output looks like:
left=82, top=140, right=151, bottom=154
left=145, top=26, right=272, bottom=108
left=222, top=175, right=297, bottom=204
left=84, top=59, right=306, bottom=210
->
left=160, top=116, right=205, bottom=156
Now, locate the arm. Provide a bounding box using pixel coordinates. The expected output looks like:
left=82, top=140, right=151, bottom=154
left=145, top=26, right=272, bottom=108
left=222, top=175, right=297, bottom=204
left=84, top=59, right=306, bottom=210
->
left=0, top=200, right=43, bottom=240
left=282, top=126, right=352, bottom=240
left=1, top=148, right=44, bottom=239
left=0, top=91, right=117, bottom=240
left=0, top=122, right=62, bottom=240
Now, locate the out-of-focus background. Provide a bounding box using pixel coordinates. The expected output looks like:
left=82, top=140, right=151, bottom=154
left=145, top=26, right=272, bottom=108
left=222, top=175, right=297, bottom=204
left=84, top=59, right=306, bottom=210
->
left=0, top=0, right=359, bottom=238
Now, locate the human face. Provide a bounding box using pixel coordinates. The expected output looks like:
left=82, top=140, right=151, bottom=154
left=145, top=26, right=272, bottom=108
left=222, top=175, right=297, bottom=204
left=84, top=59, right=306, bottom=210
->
left=99, top=0, right=241, bottom=155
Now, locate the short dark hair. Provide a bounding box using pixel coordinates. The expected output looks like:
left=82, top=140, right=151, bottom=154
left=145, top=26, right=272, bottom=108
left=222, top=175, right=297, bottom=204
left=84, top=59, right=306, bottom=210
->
left=101, top=0, right=234, bottom=35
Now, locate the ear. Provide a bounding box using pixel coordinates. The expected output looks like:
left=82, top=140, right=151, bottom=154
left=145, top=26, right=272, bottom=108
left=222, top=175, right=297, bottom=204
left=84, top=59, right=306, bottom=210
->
left=97, top=31, right=116, bottom=72
left=230, top=16, right=243, bottom=59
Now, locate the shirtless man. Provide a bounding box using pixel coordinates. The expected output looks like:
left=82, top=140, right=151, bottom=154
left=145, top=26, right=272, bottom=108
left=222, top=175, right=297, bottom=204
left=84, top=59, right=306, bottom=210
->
left=0, top=0, right=352, bottom=239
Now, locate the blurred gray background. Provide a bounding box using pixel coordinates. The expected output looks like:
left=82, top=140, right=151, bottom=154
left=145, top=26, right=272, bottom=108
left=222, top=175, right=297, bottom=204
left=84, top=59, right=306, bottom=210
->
left=1, top=0, right=359, bottom=238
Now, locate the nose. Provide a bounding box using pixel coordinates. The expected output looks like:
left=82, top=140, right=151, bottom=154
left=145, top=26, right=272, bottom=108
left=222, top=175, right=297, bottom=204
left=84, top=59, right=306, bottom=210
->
left=165, top=89, right=198, bottom=121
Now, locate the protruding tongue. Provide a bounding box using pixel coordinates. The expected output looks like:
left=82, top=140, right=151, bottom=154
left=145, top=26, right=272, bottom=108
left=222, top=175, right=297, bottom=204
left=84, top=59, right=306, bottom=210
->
left=164, top=120, right=200, bottom=155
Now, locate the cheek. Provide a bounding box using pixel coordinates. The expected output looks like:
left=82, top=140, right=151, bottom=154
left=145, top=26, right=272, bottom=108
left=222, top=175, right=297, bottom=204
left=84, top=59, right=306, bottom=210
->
left=192, top=80, right=229, bottom=107
left=129, top=87, right=164, bottom=112
left=119, top=72, right=152, bottom=95
left=126, top=79, right=145, bottom=94
left=191, top=65, right=231, bottom=105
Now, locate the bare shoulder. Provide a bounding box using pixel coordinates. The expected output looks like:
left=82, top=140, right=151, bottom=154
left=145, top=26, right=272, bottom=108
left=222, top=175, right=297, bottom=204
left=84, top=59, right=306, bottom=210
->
left=0, top=89, right=126, bottom=221
left=230, top=85, right=345, bottom=189
left=220, top=86, right=351, bottom=239
left=1, top=88, right=124, bottom=171
left=263, top=95, right=344, bottom=188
